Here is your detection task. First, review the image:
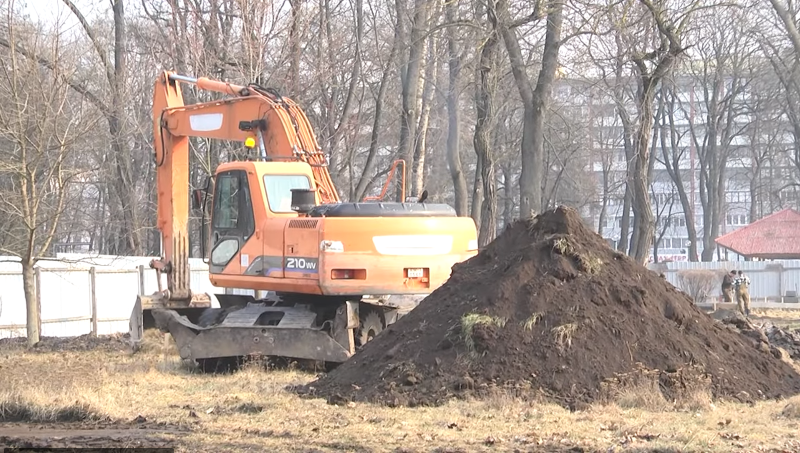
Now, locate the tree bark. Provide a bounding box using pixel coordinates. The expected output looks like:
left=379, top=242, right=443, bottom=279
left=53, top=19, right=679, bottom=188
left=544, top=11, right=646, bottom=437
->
left=473, top=25, right=499, bottom=246
left=659, top=86, right=699, bottom=261
left=502, top=164, right=514, bottom=227
left=288, top=0, right=303, bottom=93
left=618, top=178, right=632, bottom=253
left=22, top=260, right=39, bottom=346
left=396, top=0, right=429, bottom=200
left=626, top=0, right=686, bottom=264
left=444, top=0, right=468, bottom=215
left=471, top=156, right=483, bottom=228
left=412, top=34, right=439, bottom=198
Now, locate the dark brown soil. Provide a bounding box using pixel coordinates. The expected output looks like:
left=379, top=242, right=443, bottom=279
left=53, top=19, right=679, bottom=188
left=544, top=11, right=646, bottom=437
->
left=0, top=334, right=131, bottom=353
left=300, top=206, right=800, bottom=408
left=0, top=422, right=184, bottom=449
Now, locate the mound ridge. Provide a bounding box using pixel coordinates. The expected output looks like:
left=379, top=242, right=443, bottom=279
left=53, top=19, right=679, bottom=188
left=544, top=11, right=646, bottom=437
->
left=302, top=206, right=800, bottom=407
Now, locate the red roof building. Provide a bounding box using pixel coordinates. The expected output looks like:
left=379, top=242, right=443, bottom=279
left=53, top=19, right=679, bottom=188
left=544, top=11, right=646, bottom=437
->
left=715, top=208, right=800, bottom=259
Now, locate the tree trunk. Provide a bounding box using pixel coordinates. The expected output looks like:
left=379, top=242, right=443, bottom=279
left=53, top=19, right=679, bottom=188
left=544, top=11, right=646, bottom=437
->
left=473, top=27, right=499, bottom=246
left=496, top=0, right=563, bottom=218
left=412, top=34, right=438, bottom=198
left=396, top=0, right=429, bottom=200
left=598, top=159, right=611, bottom=235
left=471, top=156, right=483, bottom=228
left=628, top=80, right=657, bottom=263
left=769, top=0, right=800, bottom=56
left=659, top=86, right=699, bottom=261
left=445, top=0, right=468, bottom=215
left=618, top=184, right=632, bottom=253
left=626, top=0, right=686, bottom=264
left=288, top=0, right=303, bottom=93
left=22, top=260, right=39, bottom=346
left=502, top=164, right=514, bottom=227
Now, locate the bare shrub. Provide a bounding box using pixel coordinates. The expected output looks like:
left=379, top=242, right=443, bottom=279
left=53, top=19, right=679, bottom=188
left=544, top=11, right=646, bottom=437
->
left=676, top=269, right=718, bottom=303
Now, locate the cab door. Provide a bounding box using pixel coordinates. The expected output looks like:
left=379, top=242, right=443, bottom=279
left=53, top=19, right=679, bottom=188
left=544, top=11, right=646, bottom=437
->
left=208, top=170, right=255, bottom=274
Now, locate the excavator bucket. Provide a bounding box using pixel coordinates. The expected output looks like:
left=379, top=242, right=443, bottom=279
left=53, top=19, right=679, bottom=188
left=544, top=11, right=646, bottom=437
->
left=150, top=300, right=360, bottom=365
left=129, top=292, right=213, bottom=346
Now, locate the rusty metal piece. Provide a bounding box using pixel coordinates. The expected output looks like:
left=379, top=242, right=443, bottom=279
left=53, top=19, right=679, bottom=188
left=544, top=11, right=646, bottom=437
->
left=129, top=292, right=212, bottom=345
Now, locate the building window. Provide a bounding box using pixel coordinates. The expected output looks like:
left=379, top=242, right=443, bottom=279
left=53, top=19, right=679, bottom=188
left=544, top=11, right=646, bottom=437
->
left=726, top=214, right=749, bottom=225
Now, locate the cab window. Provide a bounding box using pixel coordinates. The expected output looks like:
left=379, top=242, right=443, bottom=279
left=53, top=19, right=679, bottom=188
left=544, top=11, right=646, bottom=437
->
left=213, top=173, right=240, bottom=228
left=263, top=175, right=311, bottom=213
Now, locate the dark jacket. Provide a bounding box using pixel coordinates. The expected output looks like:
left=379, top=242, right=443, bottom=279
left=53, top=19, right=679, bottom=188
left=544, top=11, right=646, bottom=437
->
left=722, top=274, right=733, bottom=289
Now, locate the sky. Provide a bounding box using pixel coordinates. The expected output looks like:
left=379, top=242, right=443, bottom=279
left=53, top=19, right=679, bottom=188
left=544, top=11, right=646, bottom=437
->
left=21, top=0, right=105, bottom=32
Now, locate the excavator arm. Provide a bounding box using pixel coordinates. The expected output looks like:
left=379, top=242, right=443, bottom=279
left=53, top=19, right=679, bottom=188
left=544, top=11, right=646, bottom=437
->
left=151, top=71, right=341, bottom=301
left=131, top=71, right=348, bottom=343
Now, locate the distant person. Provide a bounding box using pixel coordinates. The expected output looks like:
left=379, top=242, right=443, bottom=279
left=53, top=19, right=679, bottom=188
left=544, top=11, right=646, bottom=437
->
left=721, top=270, right=735, bottom=303
left=735, top=270, right=751, bottom=317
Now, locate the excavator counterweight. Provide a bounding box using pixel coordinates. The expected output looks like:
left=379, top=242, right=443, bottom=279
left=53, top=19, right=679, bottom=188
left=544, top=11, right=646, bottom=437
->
left=131, top=71, right=478, bottom=367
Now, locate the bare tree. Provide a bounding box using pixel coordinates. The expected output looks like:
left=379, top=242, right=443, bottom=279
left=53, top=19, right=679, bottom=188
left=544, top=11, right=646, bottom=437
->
left=679, top=7, right=753, bottom=261
left=444, top=0, right=468, bottom=215
left=56, top=0, right=146, bottom=255
left=495, top=0, right=563, bottom=218
left=0, top=12, right=98, bottom=345
left=624, top=0, right=689, bottom=264
left=650, top=181, right=677, bottom=263
left=396, top=0, right=431, bottom=200
left=769, top=0, right=800, bottom=56
left=473, top=2, right=500, bottom=246
left=657, top=81, right=699, bottom=261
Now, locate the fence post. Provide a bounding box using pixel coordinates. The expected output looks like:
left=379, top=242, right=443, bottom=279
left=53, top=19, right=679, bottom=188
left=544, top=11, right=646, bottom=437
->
left=138, top=265, right=145, bottom=296
left=90, top=267, right=97, bottom=337
left=35, top=267, right=41, bottom=336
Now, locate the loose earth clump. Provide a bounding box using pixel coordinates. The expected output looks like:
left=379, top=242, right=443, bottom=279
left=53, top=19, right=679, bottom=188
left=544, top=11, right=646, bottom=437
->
left=0, top=334, right=130, bottom=353
left=300, top=206, right=800, bottom=408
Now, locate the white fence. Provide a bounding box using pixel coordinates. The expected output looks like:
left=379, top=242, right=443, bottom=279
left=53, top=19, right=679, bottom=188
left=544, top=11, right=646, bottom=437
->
left=0, top=254, right=222, bottom=339
left=648, top=260, right=800, bottom=303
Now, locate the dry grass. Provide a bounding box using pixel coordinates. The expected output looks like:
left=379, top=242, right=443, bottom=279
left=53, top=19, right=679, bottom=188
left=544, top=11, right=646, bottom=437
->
left=1, top=333, right=800, bottom=452
left=458, top=313, right=506, bottom=353
left=521, top=312, right=543, bottom=330
left=551, top=322, right=578, bottom=350
left=577, top=255, right=603, bottom=274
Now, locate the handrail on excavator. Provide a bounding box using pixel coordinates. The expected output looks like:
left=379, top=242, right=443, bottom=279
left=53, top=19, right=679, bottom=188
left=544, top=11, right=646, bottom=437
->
left=363, top=159, right=406, bottom=202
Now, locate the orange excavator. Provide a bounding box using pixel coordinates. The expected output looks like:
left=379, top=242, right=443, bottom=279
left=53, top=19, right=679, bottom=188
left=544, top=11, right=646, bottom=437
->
left=130, top=71, right=477, bottom=369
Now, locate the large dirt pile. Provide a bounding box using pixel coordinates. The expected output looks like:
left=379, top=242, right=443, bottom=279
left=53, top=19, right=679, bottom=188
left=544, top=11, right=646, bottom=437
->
left=301, top=206, right=800, bottom=408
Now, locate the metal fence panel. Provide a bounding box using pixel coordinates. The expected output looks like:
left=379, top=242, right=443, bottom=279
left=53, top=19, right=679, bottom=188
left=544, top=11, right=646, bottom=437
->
left=650, top=260, right=800, bottom=301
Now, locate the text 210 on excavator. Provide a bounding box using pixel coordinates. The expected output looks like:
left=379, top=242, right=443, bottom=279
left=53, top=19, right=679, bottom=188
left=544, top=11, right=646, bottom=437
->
left=131, top=71, right=478, bottom=369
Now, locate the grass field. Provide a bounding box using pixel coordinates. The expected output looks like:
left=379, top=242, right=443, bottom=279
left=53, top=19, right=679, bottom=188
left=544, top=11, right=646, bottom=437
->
left=0, top=312, right=799, bottom=453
